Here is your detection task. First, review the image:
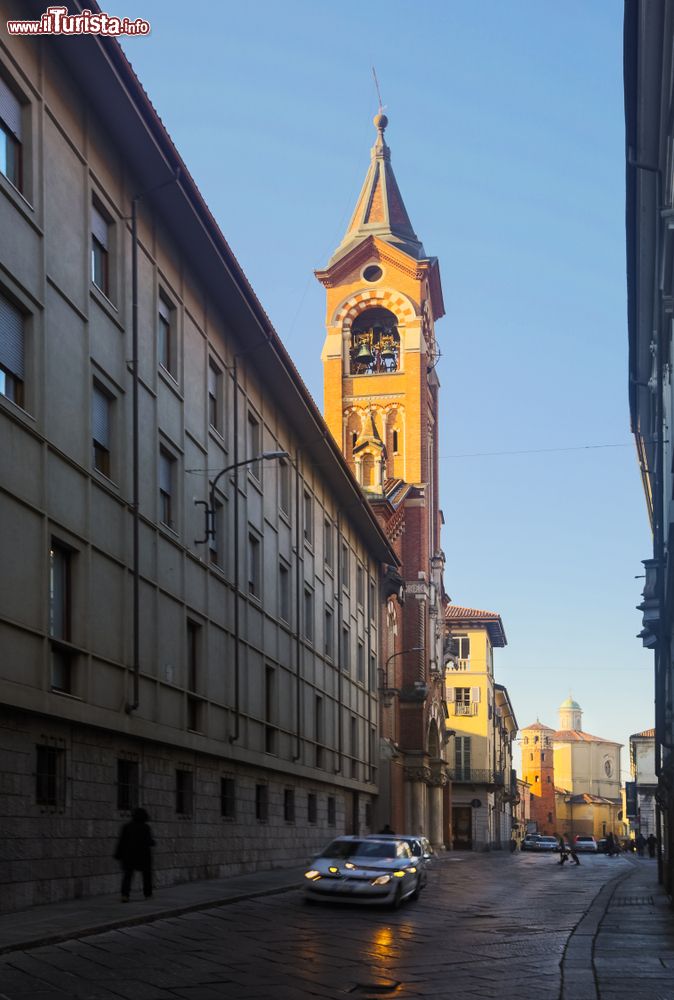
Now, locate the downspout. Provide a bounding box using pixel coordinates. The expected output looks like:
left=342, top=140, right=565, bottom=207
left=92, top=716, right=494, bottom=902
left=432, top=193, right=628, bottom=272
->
left=229, top=358, right=241, bottom=742
left=335, top=511, right=343, bottom=773
left=126, top=195, right=140, bottom=714
left=293, top=447, right=302, bottom=761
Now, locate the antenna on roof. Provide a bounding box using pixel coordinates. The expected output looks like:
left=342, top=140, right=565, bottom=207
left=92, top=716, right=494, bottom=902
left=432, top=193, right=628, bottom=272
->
left=372, top=66, right=385, bottom=114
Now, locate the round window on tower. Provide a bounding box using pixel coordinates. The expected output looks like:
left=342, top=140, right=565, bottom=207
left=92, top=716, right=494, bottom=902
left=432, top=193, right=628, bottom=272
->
left=363, top=265, right=383, bottom=282
left=604, top=760, right=613, bottom=777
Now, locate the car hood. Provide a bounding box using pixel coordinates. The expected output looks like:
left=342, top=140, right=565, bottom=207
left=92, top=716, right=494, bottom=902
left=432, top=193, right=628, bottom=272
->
left=313, top=857, right=410, bottom=874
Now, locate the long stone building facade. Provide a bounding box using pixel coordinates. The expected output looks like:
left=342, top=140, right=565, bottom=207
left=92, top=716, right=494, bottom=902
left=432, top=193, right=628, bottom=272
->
left=0, top=0, right=398, bottom=911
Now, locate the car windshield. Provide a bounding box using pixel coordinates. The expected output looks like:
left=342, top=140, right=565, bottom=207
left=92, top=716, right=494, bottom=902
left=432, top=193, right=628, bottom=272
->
left=577, top=837, right=594, bottom=842
left=540, top=837, right=557, bottom=844
left=320, top=840, right=399, bottom=860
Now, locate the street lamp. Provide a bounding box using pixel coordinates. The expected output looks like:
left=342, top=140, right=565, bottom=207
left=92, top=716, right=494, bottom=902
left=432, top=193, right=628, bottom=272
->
left=195, top=450, right=289, bottom=544
left=381, top=646, right=423, bottom=700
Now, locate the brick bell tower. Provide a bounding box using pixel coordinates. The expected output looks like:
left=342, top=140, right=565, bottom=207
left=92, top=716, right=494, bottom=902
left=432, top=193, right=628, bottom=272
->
left=520, top=721, right=557, bottom=835
left=316, top=113, right=449, bottom=844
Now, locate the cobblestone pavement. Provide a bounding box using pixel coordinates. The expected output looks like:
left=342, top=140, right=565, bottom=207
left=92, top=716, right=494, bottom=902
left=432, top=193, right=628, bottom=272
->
left=0, top=853, right=670, bottom=1000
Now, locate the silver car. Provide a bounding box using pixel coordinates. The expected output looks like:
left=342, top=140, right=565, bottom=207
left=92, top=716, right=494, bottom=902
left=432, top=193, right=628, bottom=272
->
left=304, top=836, right=422, bottom=908
left=366, top=833, right=433, bottom=888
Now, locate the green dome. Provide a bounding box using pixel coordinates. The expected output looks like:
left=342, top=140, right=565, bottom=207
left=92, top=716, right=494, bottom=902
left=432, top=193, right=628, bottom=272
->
left=560, top=697, right=581, bottom=710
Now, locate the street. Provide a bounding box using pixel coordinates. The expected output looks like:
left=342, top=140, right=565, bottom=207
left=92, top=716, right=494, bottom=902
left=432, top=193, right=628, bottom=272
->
left=1, top=852, right=670, bottom=1000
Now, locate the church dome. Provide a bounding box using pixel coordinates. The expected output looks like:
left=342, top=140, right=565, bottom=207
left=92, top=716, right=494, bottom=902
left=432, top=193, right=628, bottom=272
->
left=560, top=696, right=581, bottom=710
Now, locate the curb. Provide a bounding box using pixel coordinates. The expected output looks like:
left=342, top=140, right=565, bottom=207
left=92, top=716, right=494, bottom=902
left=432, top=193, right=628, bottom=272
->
left=0, top=881, right=300, bottom=957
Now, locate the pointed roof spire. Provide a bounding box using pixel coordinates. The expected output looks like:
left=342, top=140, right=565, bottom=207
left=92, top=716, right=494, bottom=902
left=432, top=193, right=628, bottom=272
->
left=328, top=114, right=425, bottom=266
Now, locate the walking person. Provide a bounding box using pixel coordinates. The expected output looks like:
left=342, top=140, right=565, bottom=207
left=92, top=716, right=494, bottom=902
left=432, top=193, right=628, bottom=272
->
left=114, top=807, right=155, bottom=902
left=557, top=834, right=568, bottom=865
left=568, top=838, right=581, bottom=865
left=636, top=833, right=647, bottom=857
left=606, top=832, right=616, bottom=857
left=647, top=833, right=657, bottom=859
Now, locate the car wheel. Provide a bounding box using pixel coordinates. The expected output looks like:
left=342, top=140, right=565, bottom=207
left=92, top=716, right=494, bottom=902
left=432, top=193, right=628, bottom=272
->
left=389, top=884, right=403, bottom=910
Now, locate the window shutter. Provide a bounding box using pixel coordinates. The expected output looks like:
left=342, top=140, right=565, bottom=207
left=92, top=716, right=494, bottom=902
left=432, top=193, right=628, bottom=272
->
left=471, top=686, right=480, bottom=703
left=208, top=362, right=218, bottom=396
left=92, top=385, right=110, bottom=447
left=159, top=451, right=172, bottom=493
left=91, top=205, right=109, bottom=249
left=0, top=294, right=24, bottom=378
left=158, top=295, right=171, bottom=322
left=0, top=78, right=21, bottom=140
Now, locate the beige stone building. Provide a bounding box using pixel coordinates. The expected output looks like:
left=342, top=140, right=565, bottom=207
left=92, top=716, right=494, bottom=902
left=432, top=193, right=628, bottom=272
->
left=0, top=0, right=397, bottom=911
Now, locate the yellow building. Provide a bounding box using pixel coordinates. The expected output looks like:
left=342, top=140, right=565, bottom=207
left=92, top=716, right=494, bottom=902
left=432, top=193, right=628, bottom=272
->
left=445, top=605, right=518, bottom=849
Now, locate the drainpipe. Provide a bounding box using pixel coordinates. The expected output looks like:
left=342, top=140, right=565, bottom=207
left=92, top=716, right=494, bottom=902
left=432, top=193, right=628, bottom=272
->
left=126, top=194, right=140, bottom=714
left=293, top=447, right=302, bottom=761
left=366, top=559, right=373, bottom=783
left=229, top=358, right=241, bottom=742
left=335, top=511, right=343, bottom=773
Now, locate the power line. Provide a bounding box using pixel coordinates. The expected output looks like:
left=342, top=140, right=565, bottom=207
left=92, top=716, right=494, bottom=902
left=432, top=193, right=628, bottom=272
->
left=440, top=442, right=633, bottom=460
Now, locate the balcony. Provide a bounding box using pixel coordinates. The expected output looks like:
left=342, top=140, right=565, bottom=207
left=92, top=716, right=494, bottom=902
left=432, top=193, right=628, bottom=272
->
left=446, top=658, right=470, bottom=673
left=453, top=703, right=478, bottom=717
left=449, top=768, right=509, bottom=789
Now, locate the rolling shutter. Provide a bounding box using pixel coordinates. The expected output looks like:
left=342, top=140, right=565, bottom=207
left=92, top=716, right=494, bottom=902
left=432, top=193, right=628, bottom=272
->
left=0, top=294, right=24, bottom=378
left=91, top=204, right=109, bottom=248
left=92, top=385, right=110, bottom=447
left=0, top=78, right=21, bottom=139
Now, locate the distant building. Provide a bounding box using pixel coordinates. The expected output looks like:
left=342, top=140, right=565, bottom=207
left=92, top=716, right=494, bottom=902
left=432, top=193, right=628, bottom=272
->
left=513, top=778, right=532, bottom=845
left=444, top=606, right=518, bottom=849
left=521, top=698, right=622, bottom=839
left=629, top=728, right=657, bottom=837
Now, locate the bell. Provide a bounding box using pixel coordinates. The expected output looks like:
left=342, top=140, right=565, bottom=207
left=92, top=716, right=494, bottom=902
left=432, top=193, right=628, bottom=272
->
left=380, top=343, right=396, bottom=363
left=356, top=342, right=374, bottom=365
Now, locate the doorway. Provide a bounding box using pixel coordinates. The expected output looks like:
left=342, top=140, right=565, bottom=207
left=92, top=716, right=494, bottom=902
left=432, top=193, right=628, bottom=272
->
left=452, top=805, right=472, bottom=849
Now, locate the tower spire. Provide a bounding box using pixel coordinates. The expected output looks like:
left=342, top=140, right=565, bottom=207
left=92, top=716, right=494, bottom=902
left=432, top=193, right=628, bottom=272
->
left=328, top=114, right=425, bottom=266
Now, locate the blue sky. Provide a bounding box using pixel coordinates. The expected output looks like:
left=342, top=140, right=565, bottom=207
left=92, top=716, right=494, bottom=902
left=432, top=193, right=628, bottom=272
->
left=108, top=0, right=653, bottom=777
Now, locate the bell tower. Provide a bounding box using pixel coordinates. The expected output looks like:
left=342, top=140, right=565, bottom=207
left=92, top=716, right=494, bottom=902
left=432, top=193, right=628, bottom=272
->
left=316, top=113, right=445, bottom=525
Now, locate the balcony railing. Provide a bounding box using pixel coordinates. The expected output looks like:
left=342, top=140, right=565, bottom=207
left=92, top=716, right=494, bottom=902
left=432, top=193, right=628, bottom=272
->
left=446, top=658, right=470, bottom=672
left=453, top=703, right=478, bottom=716
left=449, top=768, right=508, bottom=786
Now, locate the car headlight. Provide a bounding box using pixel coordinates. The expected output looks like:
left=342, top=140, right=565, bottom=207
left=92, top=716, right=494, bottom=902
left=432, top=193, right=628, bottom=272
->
left=328, top=866, right=339, bottom=873
left=371, top=875, right=392, bottom=885
left=344, top=862, right=356, bottom=870
left=409, top=867, right=417, bottom=873
left=393, top=871, right=406, bottom=878
left=304, top=870, right=321, bottom=880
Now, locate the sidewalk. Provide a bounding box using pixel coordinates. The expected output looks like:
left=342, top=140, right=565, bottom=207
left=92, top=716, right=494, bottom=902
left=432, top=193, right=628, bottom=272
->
left=593, top=857, right=674, bottom=1000
left=0, top=865, right=306, bottom=956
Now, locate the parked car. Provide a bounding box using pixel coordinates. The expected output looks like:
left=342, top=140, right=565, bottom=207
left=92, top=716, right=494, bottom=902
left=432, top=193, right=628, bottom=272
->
left=574, top=835, right=598, bottom=853
left=304, top=836, right=422, bottom=908
left=534, top=836, right=559, bottom=852
left=521, top=834, right=541, bottom=851
left=596, top=839, right=608, bottom=854
left=366, top=834, right=433, bottom=888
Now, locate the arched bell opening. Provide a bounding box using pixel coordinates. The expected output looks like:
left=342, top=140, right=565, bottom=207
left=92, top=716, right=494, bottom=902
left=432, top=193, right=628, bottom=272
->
left=350, top=307, right=400, bottom=375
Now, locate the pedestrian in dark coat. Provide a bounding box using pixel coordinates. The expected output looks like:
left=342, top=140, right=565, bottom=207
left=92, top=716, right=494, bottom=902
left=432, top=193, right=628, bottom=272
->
left=114, top=807, right=155, bottom=901
left=636, top=833, right=647, bottom=857
left=647, top=833, right=657, bottom=858
left=557, top=834, right=568, bottom=865
left=606, top=832, right=616, bottom=857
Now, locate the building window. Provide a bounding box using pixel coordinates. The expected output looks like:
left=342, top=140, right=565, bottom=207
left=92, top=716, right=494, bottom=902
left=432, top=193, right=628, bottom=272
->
left=248, top=532, right=261, bottom=598
left=370, top=652, right=377, bottom=690
left=547, top=812, right=553, bottom=823
left=327, top=796, right=336, bottom=826
left=0, top=292, right=24, bottom=407
left=534, top=775, right=539, bottom=783
left=92, top=381, right=112, bottom=476
left=315, top=695, right=323, bottom=769
left=175, top=769, right=193, bottom=815
left=357, top=564, right=364, bottom=606
left=279, top=459, right=290, bottom=515
left=255, top=784, right=268, bottom=823
left=187, top=696, right=202, bottom=733
left=159, top=447, right=176, bottom=528
left=541, top=752, right=545, bottom=761
left=49, top=541, right=73, bottom=693
left=0, top=76, right=23, bottom=191
left=36, top=745, right=65, bottom=809
left=341, top=543, right=350, bottom=588
left=221, top=777, right=236, bottom=818
left=265, top=666, right=276, bottom=754
left=351, top=717, right=358, bottom=778
left=455, top=635, right=470, bottom=660
left=455, top=736, right=471, bottom=780
left=530, top=753, right=534, bottom=761
left=324, top=519, right=334, bottom=569
left=91, top=202, right=111, bottom=297
left=247, top=413, right=261, bottom=480
left=284, top=788, right=295, bottom=823
left=303, top=586, right=314, bottom=643
left=547, top=775, right=551, bottom=783
left=209, top=499, right=223, bottom=567
left=303, top=491, right=313, bottom=545
left=307, top=792, right=317, bottom=824
left=158, top=294, right=176, bottom=377
left=392, top=429, right=399, bottom=453
left=279, top=561, right=290, bottom=623
left=341, top=625, right=350, bottom=672
left=117, top=759, right=139, bottom=812
left=324, top=607, right=334, bottom=658
left=186, top=619, right=199, bottom=692
left=208, top=360, right=222, bottom=432
left=357, top=641, right=365, bottom=683
left=455, top=687, right=470, bottom=706
left=369, top=579, right=376, bottom=619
